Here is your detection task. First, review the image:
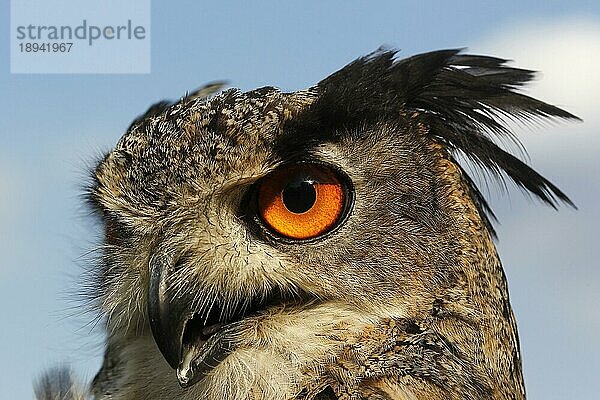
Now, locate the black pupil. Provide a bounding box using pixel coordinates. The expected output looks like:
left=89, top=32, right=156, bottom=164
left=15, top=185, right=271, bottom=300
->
left=282, top=180, right=316, bottom=214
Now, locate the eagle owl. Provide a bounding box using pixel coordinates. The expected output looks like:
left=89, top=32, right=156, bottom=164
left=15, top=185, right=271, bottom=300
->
left=36, top=49, right=577, bottom=400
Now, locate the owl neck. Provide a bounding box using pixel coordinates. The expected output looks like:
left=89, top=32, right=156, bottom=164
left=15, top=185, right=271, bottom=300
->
left=434, top=154, right=526, bottom=399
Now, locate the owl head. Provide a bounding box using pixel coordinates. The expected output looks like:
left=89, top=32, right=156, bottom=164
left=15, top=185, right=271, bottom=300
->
left=88, top=49, right=576, bottom=399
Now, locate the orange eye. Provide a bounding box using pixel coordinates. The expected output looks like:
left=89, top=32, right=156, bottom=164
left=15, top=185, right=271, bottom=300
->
left=257, top=164, right=349, bottom=240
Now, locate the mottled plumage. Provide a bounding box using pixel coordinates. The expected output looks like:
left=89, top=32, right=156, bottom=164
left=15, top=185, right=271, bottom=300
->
left=37, top=48, right=577, bottom=400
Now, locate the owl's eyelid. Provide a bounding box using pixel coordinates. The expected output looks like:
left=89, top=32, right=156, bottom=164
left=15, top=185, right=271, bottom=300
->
left=266, top=157, right=349, bottom=178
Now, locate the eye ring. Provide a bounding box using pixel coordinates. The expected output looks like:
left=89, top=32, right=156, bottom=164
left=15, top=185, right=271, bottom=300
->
left=254, top=162, right=353, bottom=241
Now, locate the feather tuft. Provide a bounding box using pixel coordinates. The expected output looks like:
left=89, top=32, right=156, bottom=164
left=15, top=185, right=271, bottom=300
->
left=316, top=48, right=579, bottom=230
left=34, top=366, right=87, bottom=400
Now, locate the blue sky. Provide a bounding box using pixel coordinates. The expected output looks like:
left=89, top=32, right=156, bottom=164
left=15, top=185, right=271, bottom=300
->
left=1, top=1, right=599, bottom=399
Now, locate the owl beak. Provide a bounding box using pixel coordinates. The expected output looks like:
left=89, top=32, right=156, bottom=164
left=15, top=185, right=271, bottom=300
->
left=147, top=250, right=191, bottom=370
left=147, top=249, right=315, bottom=388
left=146, top=250, right=236, bottom=388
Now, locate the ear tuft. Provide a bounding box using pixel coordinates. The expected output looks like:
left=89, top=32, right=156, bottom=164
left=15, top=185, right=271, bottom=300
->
left=316, top=48, right=579, bottom=230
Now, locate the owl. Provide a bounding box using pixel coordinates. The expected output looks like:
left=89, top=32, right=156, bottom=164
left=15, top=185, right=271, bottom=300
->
left=36, top=49, right=577, bottom=400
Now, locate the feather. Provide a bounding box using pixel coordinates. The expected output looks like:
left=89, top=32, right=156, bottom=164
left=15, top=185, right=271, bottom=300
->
left=316, top=48, right=579, bottom=228
left=34, top=366, right=86, bottom=400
